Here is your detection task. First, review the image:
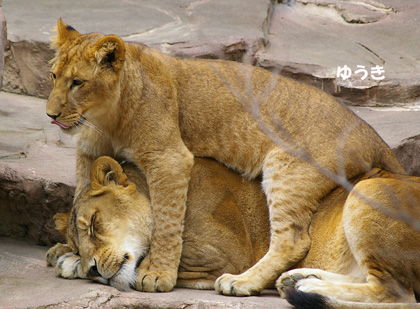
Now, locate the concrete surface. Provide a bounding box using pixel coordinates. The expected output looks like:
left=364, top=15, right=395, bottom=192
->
left=256, top=0, right=420, bottom=106
left=2, top=0, right=270, bottom=44
left=1, top=0, right=270, bottom=98
left=0, top=91, right=75, bottom=185
left=351, top=106, right=420, bottom=149
left=0, top=237, right=290, bottom=308
left=0, top=91, right=75, bottom=245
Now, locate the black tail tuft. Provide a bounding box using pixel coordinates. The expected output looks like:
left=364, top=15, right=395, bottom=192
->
left=286, top=289, right=330, bottom=309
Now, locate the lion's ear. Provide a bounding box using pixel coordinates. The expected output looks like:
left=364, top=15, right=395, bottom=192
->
left=93, top=35, right=125, bottom=73
left=53, top=212, right=70, bottom=236
left=51, top=18, right=80, bottom=50
left=90, top=156, right=130, bottom=195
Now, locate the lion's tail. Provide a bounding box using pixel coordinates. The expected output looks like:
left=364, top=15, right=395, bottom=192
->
left=286, top=290, right=420, bottom=309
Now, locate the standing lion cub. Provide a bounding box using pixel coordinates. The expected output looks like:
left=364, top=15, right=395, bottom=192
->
left=46, top=19, right=404, bottom=294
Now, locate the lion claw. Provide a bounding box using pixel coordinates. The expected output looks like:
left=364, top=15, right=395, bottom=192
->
left=46, top=243, right=73, bottom=267
left=215, top=273, right=261, bottom=296
left=136, top=269, right=176, bottom=292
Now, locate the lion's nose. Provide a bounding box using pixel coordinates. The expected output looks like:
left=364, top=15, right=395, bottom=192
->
left=46, top=112, right=61, bottom=120
left=87, top=265, right=101, bottom=278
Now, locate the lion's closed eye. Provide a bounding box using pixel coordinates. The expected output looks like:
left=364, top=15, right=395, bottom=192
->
left=90, top=214, right=96, bottom=240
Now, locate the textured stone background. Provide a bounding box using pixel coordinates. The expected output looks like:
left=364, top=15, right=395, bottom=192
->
left=0, top=0, right=6, bottom=87
left=1, top=1, right=420, bottom=307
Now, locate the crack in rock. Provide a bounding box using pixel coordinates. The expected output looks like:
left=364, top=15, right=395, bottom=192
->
left=291, top=0, right=395, bottom=24
left=181, top=0, right=209, bottom=11
left=356, top=42, right=385, bottom=65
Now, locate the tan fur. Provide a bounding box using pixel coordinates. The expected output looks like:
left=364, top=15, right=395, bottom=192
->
left=47, top=157, right=420, bottom=306
left=46, top=19, right=404, bottom=294
left=278, top=169, right=420, bottom=307
left=46, top=157, right=270, bottom=291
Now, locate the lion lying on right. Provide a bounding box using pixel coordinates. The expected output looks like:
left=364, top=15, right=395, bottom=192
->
left=280, top=168, right=420, bottom=307
left=47, top=156, right=420, bottom=306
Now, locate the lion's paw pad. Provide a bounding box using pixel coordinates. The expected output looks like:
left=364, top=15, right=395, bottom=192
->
left=281, top=277, right=296, bottom=287
left=56, top=253, right=83, bottom=279
left=277, top=272, right=319, bottom=298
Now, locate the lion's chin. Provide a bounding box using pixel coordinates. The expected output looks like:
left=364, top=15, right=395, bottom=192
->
left=108, top=263, right=137, bottom=291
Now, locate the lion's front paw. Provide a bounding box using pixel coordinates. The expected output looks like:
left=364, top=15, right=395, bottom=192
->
left=215, top=273, right=261, bottom=296
left=46, top=243, right=73, bottom=267
left=136, top=268, right=176, bottom=292
left=276, top=270, right=319, bottom=298
left=55, top=253, right=85, bottom=279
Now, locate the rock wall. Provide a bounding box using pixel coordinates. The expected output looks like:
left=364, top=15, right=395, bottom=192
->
left=0, top=165, right=71, bottom=245
left=2, top=0, right=420, bottom=106
left=0, top=91, right=77, bottom=245
left=2, top=40, right=53, bottom=97
left=394, top=135, right=420, bottom=176
left=0, top=0, right=270, bottom=99
left=0, top=0, right=6, bottom=87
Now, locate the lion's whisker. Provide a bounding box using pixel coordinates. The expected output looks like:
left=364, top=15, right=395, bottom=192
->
left=79, top=114, right=104, bottom=136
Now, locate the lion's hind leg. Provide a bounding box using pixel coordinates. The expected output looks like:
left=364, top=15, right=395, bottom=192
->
left=340, top=178, right=420, bottom=304
left=215, top=148, right=337, bottom=296
left=278, top=177, right=420, bottom=305
left=277, top=268, right=364, bottom=298
left=276, top=268, right=401, bottom=303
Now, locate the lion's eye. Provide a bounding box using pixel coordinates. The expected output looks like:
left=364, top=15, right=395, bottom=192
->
left=71, top=79, right=84, bottom=88
left=90, top=214, right=96, bottom=239
left=50, top=72, right=57, bottom=85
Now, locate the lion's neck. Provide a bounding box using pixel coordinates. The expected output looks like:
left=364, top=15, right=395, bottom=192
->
left=97, top=44, right=180, bottom=145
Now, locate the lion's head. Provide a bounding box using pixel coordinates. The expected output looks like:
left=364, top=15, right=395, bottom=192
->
left=46, top=19, right=125, bottom=134
left=55, top=156, right=152, bottom=291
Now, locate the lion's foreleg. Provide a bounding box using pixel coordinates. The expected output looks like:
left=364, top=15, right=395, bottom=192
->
left=75, top=128, right=113, bottom=199
left=55, top=253, right=85, bottom=279
left=216, top=149, right=336, bottom=296
left=135, top=146, right=194, bottom=292
left=75, top=150, right=94, bottom=199
left=46, top=243, right=73, bottom=267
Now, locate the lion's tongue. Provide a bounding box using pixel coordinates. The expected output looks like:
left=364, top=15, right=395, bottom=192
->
left=51, top=120, right=70, bottom=130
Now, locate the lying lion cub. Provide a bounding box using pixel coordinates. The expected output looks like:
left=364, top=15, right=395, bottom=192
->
left=47, top=156, right=420, bottom=306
